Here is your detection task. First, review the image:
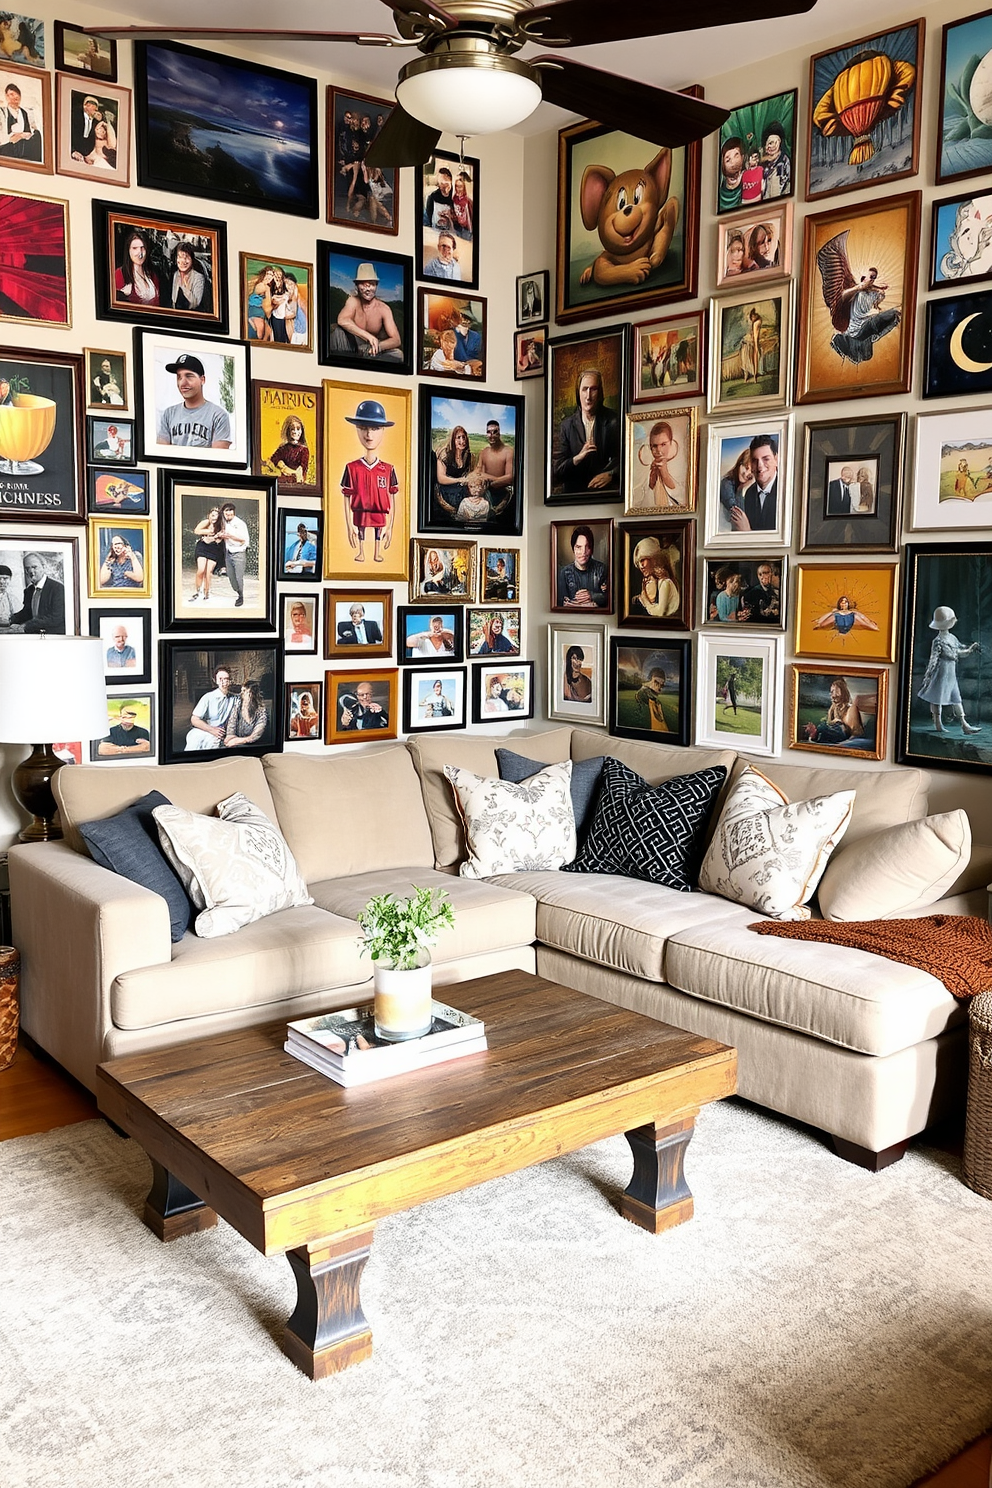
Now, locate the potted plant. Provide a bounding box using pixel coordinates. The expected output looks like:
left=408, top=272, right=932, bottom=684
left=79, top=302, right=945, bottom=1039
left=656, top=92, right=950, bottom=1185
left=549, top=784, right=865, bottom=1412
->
left=357, top=886, right=455, bottom=1042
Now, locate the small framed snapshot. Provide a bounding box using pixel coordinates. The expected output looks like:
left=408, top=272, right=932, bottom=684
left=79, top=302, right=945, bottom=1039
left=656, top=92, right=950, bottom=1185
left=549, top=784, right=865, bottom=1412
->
left=0, top=63, right=51, bottom=175
left=87, top=515, right=152, bottom=600
left=624, top=405, right=697, bottom=516
left=277, top=508, right=322, bottom=584
left=911, top=408, right=992, bottom=531
left=480, top=546, right=520, bottom=603
left=134, top=327, right=250, bottom=469
left=703, top=415, right=793, bottom=549
left=617, top=517, right=695, bottom=632
left=91, top=693, right=154, bottom=763
left=514, top=326, right=546, bottom=381
left=285, top=681, right=322, bottom=742
left=715, top=203, right=793, bottom=292
left=53, top=22, right=116, bottom=80
left=793, top=562, right=899, bottom=663
left=85, top=348, right=127, bottom=411
left=472, top=660, right=534, bottom=724
left=159, top=638, right=284, bottom=763
left=397, top=605, right=463, bottom=665
left=252, top=379, right=322, bottom=497
left=0, top=346, right=84, bottom=522
left=318, top=241, right=413, bottom=375
left=930, top=189, right=992, bottom=290
left=158, top=470, right=275, bottom=632
left=702, top=555, right=786, bottom=629
left=324, top=590, right=392, bottom=659
left=550, top=517, right=612, bottom=614
left=800, top=412, right=906, bottom=553
left=418, top=289, right=486, bottom=380
left=923, top=289, right=992, bottom=401
left=55, top=74, right=130, bottom=188
left=0, top=13, right=42, bottom=65
left=86, top=467, right=148, bottom=516
left=707, top=284, right=793, bottom=416
left=0, top=533, right=79, bottom=633
left=609, top=635, right=691, bottom=746
left=90, top=606, right=152, bottom=685
left=418, top=384, right=524, bottom=536
left=467, top=605, right=521, bottom=658
left=695, top=633, right=782, bottom=756
left=240, top=254, right=312, bottom=353
left=93, top=201, right=228, bottom=333
left=410, top=538, right=476, bottom=603
left=548, top=621, right=607, bottom=727
left=404, top=667, right=467, bottom=733
left=322, top=381, right=410, bottom=583
left=716, top=88, right=796, bottom=213
left=631, top=310, right=705, bottom=405
left=0, top=190, right=69, bottom=329
left=516, top=270, right=548, bottom=327
left=547, top=323, right=626, bottom=504
left=938, top=10, right=992, bottom=186
left=419, top=149, right=478, bottom=290
left=327, top=87, right=398, bottom=235
left=282, top=594, right=318, bottom=656
left=87, top=416, right=134, bottom=465
left=325, top=668, right=398, bottom=745
left=789, top=663, right=888, bottom=761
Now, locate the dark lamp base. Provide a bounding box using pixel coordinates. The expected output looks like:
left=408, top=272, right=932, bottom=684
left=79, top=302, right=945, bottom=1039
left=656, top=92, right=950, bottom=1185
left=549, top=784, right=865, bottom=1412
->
left=12, top=744, right=65, bottom=843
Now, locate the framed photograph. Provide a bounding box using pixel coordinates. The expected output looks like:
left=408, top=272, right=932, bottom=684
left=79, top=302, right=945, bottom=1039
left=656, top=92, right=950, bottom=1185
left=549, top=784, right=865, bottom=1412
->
left=911, top=408, right=992, bottom=530
left=467, top=605, right=520, bottom=659
left=0, top=534, right=79, bottom=633
left=938, top=10, right=992, bottom=185
left=324, top=589, right=392, bottom=659
left=800, top=412, right=905, bottom=553
left=0, top=63, right=51, bottom=174
left=0, top=347, right=84, bottom=522
left=609, top=636, right=691, bottom=745
left=0, top=12, right=42, bottom=64
left=317, top=241, right=412, bottom=375
left=630, top=310, right=705, bottom=405
left=550, top=517, right=612, bottom=614
left=87, top=416, right=133, bottom=465
left=547, top=323, right=626, bottom=504
left=397, top=605, right=463, bottom=665
left=480, top=546, right=520, bottom=604
left=134, top=327, right=250, bottom=469
left=707, top=284, right=793, bottom=416
left=517, top=271, right=548, bottom=327
left=92, top=201, right=227, bottom=333
left=930, top=189, right=992, bottom=289
left=285, top=681, right=322, bottom=742
left=703, top=415, right=793, bottom=549
left=87, top=515, right=152, bottom=600
left=624, top=405, right=698, bottom=516
left=252, top=379, right=322, bottom=497
left=556, top=113, right=701, bottom=325
left=793, top=562, right=899, bottom=663
left=418, top=384, right=523, bottom=536
left=326, top=87, right=398, bottom=235
left=418, top=289, right=486, bottom=380
left=403, top=667, right=467, bottom=733
left=282, top=594, right=318, bottom=656
left=702, top=556, right=786, bottom=629
left=789, top=663, right=888, bottom=761
left=91, top=693, right=154, bottom=763
left=159, top=639, right=284, bottom=763
left=0, top=190, right=68, bottom=327
left=54, top=22, right=116, bottom=80
left=90, top=606, right=152, bottom=684
left=410, top=539, right=476, bottom=603
left=322, top=380, right=410, bottom=582
left=514, top=327, right=546, bottom=380
left=695, top=633, right=782, bottom=756
left=715, top=203, right=793, bottom=291
left=85, top=348, right=126, bottom=411
left=472, top=660, right=534, bottom=723
left=897, top=541, right=991, bottom=771
left=806, top=23, right=923, bottom=200
left=325, top=668, right=398, bottom=745
left=56, top=75, right=129, bottom=188
left=135, top=40, right=318, bottom=218
left=277, top=507, right=322, bottom=584
left=923, top=289, right=992, bottom=400
left=795, top=192, right=921, bottom=405
left=158, top=470, right=275, bottom=631
left=239, top=254, right=312, bottom=353
left=419, top=149, right=478, bottom=290
left=616, top=517, right=695, bottom=632
left=86, top=467, right=148, bottom=516
left=548, top=621, right=606, bottom=726
left=716, top=88, right=795, bottom=214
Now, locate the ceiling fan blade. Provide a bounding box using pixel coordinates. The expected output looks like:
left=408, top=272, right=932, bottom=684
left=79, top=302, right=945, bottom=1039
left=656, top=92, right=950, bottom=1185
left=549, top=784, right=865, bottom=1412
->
left=534, top=58, right=728, bottom=147
left=365, top=105, right=442, bottom=169
left=516, top=0, right=815, bottom=49
left=84, top=25, right=403, bottom=46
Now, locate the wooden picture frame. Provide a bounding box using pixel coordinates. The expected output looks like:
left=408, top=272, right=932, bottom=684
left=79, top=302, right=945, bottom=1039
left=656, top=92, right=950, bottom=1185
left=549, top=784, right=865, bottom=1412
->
left=55, top=74, right=130, bottom=188
left=701, top=555, right=786, bottom=630
left=239, top=254, right=313, bottom=354
left=403, top=666, right=467, bottom=733
left=514, top=327, right=546, bottom=380
left=417, top=288, right=486, bottom=381
left=546, top=323, right=626, bottom=505
left=85, top=347, right=127, bottom=411
left=548, top=621, right=607, bottom=727
left=53, top=22, right=116, bottom=81
left=317, top=240, right=413, bottom=376
left=159, top=638, right=284, bottom=763
left=410, top=538, right=476, bottom=603
left=285, top=681, right=322, bottom=742
left=276, top=507, right=322, bottom=584
left=326, top=86, right=398, bottom=235
left=282, top=593, right=318, bottom=656
left=715, top=202, right=793, bottom=291
left=707, top=283, right=793, bottom=416
left=789, top=663, right=888, bottom=761
left=716, top=87, right=796, bottom=214
left=0, top=62, right=51, bottom=175
left=793, top=561, right=899, bottom=663
left=911, top=408, right=992, bottom=531
left=86, top=467, right=148, bottom=516
left=550, top=517, right=612, bottom=615
left=87, top=515, right=152, bottom=600
left=397, top=604, right=464, bottom=665
left=0, top=532, right=79, bottom=632
left=322, top=380, right=410, bottom=583
left=87, top=415, right=133, bottom=466
left=0, top=190, right=69, bottom=328
left=937, top=8, right=992, bottom=186
left=630, top=309, right=705, bottom=405
left=480, top=546, right=520, bottom=603
left=157, top=469, right=276, bottom=632
left=800, top=412, right=905, bottom=553
left=703, top=415, right=793, bottom=550
left=323, top=589, right=392, bottom=659
left=624, top=405, right=698, bottom=516
left=91, top=693, right=155, bottom=764
left=616, top=517, right=695, bottom=632
left=93, top=200, right=228, bottom=334
left=134, top=327, right=250, bottom=469
left=516, top=270, right=548, bottom=327
left=418, top=383, right=523, bottom=537
left=418, top=149, right=478, bottom=290
left=609, top=635, right=691, bottom=746
left=0, top=345, right=84, bottom=522
left=90, top=606, right=152, bottom=684
left=923, top=289, right=992, bottom=400
left=324, top=668, right=398, bottom=744
left=930, top=188, right=992, bottom=289
left=251, top=379, right=322, bottom=497
left=695, top=632, right=782, bottom=757
left=472, top=660, right=534, bottom=723
left=467, top=605, right=521, bottom=659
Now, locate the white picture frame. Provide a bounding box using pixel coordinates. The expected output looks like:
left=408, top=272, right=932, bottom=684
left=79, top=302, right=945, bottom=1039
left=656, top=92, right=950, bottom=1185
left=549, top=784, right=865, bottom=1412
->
left=134, top=326, right=250, bottom=469
left=547, top=621, right=606, bottom=726
left=695, top=632, right=782, bottom=757
left=703, top=414, right=793, bottom=551
left=911, top=408, right=992, bottom=531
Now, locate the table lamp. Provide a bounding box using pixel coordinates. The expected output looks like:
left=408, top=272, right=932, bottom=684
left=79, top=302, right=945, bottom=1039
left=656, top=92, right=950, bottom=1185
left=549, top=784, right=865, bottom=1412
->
left=0, top=635, right=110, bottom=842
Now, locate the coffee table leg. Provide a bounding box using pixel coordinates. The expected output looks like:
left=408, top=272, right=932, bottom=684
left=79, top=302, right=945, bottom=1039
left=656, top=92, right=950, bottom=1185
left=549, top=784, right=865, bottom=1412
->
left=143, top=1158, right=218, bottom=1241
left=283, top=1226, right=376, bottom=1380
left=621, top=1116, right=696, bottom=1234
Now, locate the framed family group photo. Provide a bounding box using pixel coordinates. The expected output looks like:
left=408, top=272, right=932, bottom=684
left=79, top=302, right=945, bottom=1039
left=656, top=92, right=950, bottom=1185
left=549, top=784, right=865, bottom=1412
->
left=419, top=386, right=523, bottom=536
left=716, top=88, right=796, bottom=213
left=240, top=255, right=312, bottom=352
left=327, top=87, right=398, bottom=235
left=702, top=555, right=786, bottom=629
left=418, top=290, right=486, bottom=380
left=93, top=201, right=228, bottom=333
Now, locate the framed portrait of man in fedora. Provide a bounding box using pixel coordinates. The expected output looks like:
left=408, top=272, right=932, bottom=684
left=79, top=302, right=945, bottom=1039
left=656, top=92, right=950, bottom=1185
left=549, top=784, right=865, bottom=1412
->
left=317, top=242, right=413, bottom=376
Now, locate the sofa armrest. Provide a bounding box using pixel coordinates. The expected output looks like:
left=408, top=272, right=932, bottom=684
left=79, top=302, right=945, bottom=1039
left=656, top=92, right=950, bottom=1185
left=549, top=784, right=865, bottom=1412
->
left=9, top=841, right=172, bottom=1092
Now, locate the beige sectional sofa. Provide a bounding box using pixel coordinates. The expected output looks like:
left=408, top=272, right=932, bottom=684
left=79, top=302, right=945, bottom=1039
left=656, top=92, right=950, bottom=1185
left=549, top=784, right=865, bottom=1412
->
left=10, top=727, right=988, bottom=1169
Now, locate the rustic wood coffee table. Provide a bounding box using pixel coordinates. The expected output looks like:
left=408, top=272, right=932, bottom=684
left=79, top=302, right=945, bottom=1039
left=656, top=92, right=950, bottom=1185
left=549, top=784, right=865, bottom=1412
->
left=96, top=969, right=736, bottom=1379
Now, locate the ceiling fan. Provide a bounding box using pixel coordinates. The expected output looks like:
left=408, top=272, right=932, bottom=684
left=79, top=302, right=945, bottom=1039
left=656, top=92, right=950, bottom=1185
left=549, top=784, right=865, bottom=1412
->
left=89, top=0, right=816, bottom=167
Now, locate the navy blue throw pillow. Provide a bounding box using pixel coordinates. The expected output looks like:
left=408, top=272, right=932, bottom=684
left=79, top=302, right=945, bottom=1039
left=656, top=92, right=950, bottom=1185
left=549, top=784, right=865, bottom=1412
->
left=495, top=749, right=605, bottom=843
left=79, top=790, right=192, bottom=942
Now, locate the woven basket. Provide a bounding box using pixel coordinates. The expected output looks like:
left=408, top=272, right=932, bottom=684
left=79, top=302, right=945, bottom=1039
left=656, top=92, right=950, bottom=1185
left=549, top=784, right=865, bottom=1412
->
left=0, top=946, right=19, bottom=1073
left=963, top=989, right=992, bottom=1200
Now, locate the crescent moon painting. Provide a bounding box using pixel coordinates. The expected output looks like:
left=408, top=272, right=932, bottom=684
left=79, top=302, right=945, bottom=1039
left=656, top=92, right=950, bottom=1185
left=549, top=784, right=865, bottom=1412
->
left=925, top=290, right=992, bottom=398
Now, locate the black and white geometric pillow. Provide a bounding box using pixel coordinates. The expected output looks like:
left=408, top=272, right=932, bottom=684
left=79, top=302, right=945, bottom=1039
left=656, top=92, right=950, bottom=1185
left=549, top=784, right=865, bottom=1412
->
left=561, top=757, right=727, bottom=890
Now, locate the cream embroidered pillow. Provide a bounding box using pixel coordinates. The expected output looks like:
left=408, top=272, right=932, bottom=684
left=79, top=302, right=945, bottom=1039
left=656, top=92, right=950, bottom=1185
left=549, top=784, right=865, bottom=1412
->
left=444, top=760, right=577, bottom=879
left=698, top=766, right=855, bottom=921
left=153, top=791, right=313, bottom=938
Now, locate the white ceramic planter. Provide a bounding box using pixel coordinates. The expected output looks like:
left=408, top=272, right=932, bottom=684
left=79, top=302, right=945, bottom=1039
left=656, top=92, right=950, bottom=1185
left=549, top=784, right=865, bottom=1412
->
left=373, top=957, right=433, bottom=1042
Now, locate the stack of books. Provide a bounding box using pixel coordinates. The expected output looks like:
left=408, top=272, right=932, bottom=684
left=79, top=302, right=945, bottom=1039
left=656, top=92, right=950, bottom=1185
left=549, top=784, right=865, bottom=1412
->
left=284, top=999, right=487, bottom=1087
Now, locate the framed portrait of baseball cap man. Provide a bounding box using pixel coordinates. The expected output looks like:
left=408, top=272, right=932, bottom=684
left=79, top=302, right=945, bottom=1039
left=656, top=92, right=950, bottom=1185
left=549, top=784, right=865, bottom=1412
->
left=134, top=326, right=250, bottom=469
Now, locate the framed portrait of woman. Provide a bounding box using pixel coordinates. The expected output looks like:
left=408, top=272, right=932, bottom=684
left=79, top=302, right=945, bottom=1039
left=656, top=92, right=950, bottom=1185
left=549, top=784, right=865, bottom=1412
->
left=418, top=384, right=523, bottom=537
left=285, top=681, right=322, bottom=742
left=410, top=538, right=476, bottom=604
left=157, top=469, right=276, bottom=633
left=466, top=605, right=520, bottom=659
left=715, top=203, right=792, bottom=292
left=93, top=201, right=228, bottom=333
left=282, top=593, right=318, bottom=656
left=616, top=518, right=694, bottom=632
left=548, top=621, right=606, bottom=727
left=251, top=379, right=322, bottom=498
left=546, top=324, right=626, bottom=505
left=789, top=663, right=887, bottom=761
left=793, top=562, right=898, bottom=662
left=87, top=515, right=152, bottom=600
left=707, top=284, right=793, bottom=416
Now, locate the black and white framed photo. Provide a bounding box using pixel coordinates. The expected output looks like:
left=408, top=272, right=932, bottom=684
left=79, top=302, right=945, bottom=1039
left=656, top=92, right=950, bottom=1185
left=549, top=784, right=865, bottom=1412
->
left=702, top=556, right=786, bottom=629
left=467, top=605, right=521, bottom=658
left=92, top=200, right=228, bottom=333
left=548, top=621, right=606, bottom=726
left=317, top=242, right=413, bottom=376
left=87, top=416, right=134, bottom=466
left=85, top=347, right=127, bottom=411
left=134, top=327, right=250, bottom=469
left=472, top=660, right=534, bottom=723
left=282, top=593, right=318, bottom=656
left=800, top=412, right=905, bottom=553
left=418, top=384, right=524, bottom=536
left=159, top=638, right=284, bottom=763
left=547, top=323, right=626, bottom=504
left=609, top=636, right=691, bottom=746
left=285, top=680, right=322, bottom=741
left=277, top=507, right=322, bottom=583
left=419, top=149, right=478, bottom=290
left=0, top=347, right=85, bottom=523
left=158, top=469, right=276, bottom=632
left=0, top=534, right=80, bottom=633
left=87, top=467, right=149, bottom=516
left=324, top=589, right=392, bottom=659
left=695, top=632, right=782, bottom=756
left=516, top=270, right=548, bottom=327
left=403, top=666, right=467, bottom=733
left=397, top=605, right=463, bottom=664
left=90, top=606, right=152, bottom=684
left=91, top=693, right=155, bottom=763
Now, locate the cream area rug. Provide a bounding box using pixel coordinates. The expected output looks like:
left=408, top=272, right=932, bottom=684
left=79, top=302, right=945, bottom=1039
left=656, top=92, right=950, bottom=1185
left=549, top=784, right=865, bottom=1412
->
left=3, top=1099, right=992, bottom=1488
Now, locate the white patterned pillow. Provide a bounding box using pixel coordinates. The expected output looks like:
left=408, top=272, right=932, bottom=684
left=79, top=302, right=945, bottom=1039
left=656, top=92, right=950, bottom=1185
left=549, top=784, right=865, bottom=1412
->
left=153, top=792, right=313, bottom=939
left=444, top=760, right=576, bottom=878
left=697, top=766, right=855, bottom=921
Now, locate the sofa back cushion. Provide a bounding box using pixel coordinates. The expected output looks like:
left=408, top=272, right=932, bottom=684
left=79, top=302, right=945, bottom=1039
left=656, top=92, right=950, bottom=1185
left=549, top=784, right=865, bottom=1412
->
left=724, top=756, right=929, bottom=852
left=569, top=728, right=737, bottom=785
left=262, top=746, right=434, bottom=881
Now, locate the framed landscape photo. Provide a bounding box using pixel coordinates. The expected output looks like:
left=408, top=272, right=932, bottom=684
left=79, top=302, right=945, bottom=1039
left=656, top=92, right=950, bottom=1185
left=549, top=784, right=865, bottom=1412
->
left=0, top=533, right=79, bottom=633
left=90, top=606, right=152, bottom=684
left=790, top=663, right=887, bottom=761
left=707, top=284, right=793, bottom=416
left=410, top=538, right=476, bottom=603
left=252, top=379, right=322, bottom=497
left=87, top=415, right=133, bottom=465
left=87, top=467, right=148, bottom=516
left=159, top=638, right=284, bottom=763
left=239, top=254, right=312, bottom=353
left=55, top=74, right=130, bottom=188
left=467, top=605, right=520, bottom=659
left=325, top=668, right=398, bottom=745
left=0, top=191, right=69, bottom=328
left=695, top=633, right=782, bottom=757
left=609, top=636, right=691, bottom=746
left=0, top=63, right=51, bottom=175
left=548, top=621, right=607, bottom=727
left=317, top=241, right=413, bottom=376
left=715, top=203, right=792, bottom=291
left=91, top=694, right=154, bottom=764
left=418, top=384, right=523, bottom=536
left=418, top=289, right=486, bottom=381
left=702, top=555, right=786, bottom=629
left=938, top=10, right=992, bottom=186
left=550, top=517, right=612, bottom=615
left=716, top=88, right=796, bottom=214
left=930, top=189, right=992, bottom=289
left=285, top=681, right=322, bottom=742
left=403, top=667, right=467, bottom=734
left=0, top=346, right=84, bottom=522
left=134, top=327, right=250, bottom=469
left=923, top=289, right=992, bottom=400
left=911, top=407, right=992, bottom=530
left=800, top=412, right=905, bottom=553
left=517, top=271, right=548, bottom=327
left=85, top=348, right=126, bottom=411
left=53, top=22, right=116, bottom=80
left=93, top=201, right=228, bottom=333
left=480, top=545, right=519, bottom=603
left=326, top=86, right=398, bottom=235
left=630, top=310, right=705, bottom=405
left=793, top=562, right=899, bottom=663
left=419, top=149, right=478, bottom=290
left=277, top=507, right=322, bottom=584
left=703, top=415, right=793, bottom=549
left=616, top=518, right=695, bottom=632
left=472, top=660, right=534, bottom=723
left=87, top=515, right=152, bottom=601
left=322, top=380, right=410, bottom=583
left=624, top=405, right=697, bottom=516
left=514, top=327, right=546, bottom=380
left=158, top=469, right=276, bottom=632
left=397, top=605, right=463, bottom=665
left=324, top=589, right=392, bottom=659
left=547, top=323, right=626, bottom=504
left=282, top=593, right=317, bottom=656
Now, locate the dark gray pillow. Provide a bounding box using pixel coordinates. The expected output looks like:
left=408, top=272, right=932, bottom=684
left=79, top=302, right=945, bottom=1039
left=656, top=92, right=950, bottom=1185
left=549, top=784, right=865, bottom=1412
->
left=79, top=790, right=192, bottom=942
left=495, top=749, right=604, bottom=842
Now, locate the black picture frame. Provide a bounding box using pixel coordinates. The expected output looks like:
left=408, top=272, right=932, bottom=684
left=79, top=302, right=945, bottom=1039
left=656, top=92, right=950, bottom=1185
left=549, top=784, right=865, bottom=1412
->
left=417, top=288, right=487, bottom=381
left=134, top=40, right=318, bottom=219
left=546, top=323, right=627, bottom=505
left=418, top=148, right=479, bottom=291
left=609, top=635, right=692, bottom=746
left=87, top=416, right=134, bottom=466
left=417, top=383, right=524, bottom=537
left=0, top=346, right=85, bottom=523
left=701, top=556, right=787, bottom=630
left=616, top=517, right=695, bottom=632
left=466, top=605, right=521, bottom=659
left=403, top=666, right=467, bottom=733
left=471, top=660, right=534, bottom=723
left=930, top=188, right=992, bottom=291
left=90, top=605, right=152, bottom=684
left=800, top=413, right=905, bottom=553
left=157, top=469, right=277, bottom=634
left=159, top=638, right=284, bottom=763
left=316, top=241, right=413, bottom=375
left=87, top=466, right=149, bottom=516
left=397, top=604, right=464, bottom=665
left=277, top=507, right=323, bottom=584
left=285, top=680, right=323, bottom=741
left=923, top=289, right=992, bottom=400
left=516, top=270, right=548, bottom=327
left=91, top=199, right=229, bottom=334
left=54, top=21, right=118, bottom=81
left=91, top=693, right=155, bottom=763
left=326, top=86, right=398, bottom=236
left=133, top=326, right=251, bottom=470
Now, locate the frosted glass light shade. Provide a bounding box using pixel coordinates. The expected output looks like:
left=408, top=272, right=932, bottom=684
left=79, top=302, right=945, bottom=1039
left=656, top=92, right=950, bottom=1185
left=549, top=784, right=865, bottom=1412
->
left=397, top=64, right=542, bottom=135
left=0, top=635, right=109, bottom=742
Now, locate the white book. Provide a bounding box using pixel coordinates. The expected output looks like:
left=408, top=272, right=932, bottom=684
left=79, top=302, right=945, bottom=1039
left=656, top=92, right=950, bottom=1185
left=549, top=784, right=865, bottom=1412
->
left=285, top=1032, right=488, bottom=1087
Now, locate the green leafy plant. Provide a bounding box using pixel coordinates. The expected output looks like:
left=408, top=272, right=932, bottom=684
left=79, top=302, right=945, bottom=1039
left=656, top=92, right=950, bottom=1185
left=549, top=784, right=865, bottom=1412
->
left=357, top=887, right=455, bottom=971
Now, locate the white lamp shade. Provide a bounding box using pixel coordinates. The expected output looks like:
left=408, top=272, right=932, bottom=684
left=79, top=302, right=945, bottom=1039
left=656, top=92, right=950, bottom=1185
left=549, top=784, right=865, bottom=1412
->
left=397, top=66, right=542, bottom=136
left=0, top=635, right=110, bottom=743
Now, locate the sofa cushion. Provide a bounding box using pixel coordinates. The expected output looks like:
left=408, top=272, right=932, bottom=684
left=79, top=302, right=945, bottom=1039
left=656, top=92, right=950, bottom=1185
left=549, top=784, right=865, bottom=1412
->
left=79, top=791, right=192, bottom=943
left=723, top=756, right=929, bottom=853
left=496, top=748, right=604, bottom=840
left=444, top=760, right=576, bottom=877
left=816, top=810, right=973, bottom=922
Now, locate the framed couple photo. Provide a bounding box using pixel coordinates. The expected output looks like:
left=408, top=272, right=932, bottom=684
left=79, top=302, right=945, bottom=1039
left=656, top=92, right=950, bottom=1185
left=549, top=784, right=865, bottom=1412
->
left=157, top=470, right=276, bottom=633
left=92, top=200, right=228, bottom=333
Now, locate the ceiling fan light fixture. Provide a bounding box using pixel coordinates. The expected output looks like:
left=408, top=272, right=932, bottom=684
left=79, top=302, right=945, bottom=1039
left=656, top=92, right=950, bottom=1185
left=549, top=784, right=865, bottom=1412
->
left=397, top=47, right=542, bottom=135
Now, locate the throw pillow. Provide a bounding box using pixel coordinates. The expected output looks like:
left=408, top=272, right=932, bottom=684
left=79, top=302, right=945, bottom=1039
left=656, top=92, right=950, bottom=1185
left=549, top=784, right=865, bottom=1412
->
left=443, top=760, right=576, bottom=878
left=697, top=765, right=855, bottom=921
left=561, top=758, right=727, bottom=891
left=495, top=748, right=604, bottom=841
left=153, top=792, right=313, bottom=939
left=817, top=809, right=972, bottom=922
left=80, top=790, right=191, bottom=943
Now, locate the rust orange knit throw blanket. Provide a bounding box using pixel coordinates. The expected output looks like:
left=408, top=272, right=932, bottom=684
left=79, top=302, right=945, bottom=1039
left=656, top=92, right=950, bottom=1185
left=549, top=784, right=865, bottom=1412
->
left=749, top=914, right=992, bottom=1000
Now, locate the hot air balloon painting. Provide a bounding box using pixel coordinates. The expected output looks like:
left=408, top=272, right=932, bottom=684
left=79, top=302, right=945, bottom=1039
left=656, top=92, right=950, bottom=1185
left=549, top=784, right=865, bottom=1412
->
left=806, top=22, right=924, bottom=201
